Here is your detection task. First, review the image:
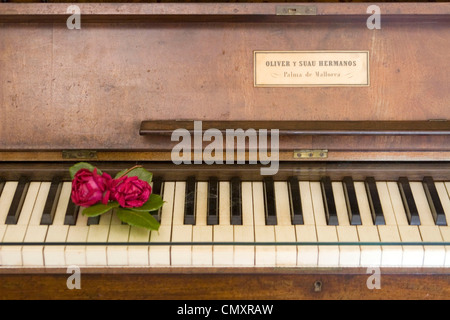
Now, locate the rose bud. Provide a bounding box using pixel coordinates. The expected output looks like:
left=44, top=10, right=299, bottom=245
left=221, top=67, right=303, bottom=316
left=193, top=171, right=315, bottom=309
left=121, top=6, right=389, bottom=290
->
left=71, top=168, right=113, bottom=207
left=110, top=176, right=152, bottom=208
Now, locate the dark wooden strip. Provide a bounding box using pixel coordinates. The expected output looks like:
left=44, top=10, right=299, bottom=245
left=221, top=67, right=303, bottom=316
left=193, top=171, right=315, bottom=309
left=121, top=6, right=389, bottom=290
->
left=343, top=176, right=361, bottom=225
left=320, top=177, right=338, bottom=226
left=263, top=177, right=277, bottom=225
left=207, top=177, right=219, bottom=225
left=0, top=162, right=449, bottom=183
left=423, top=176, right=447, bottom=226
left=230, top=177, right=242, bottom=225
left=365, top=177, right=385, bottom=225
left=6, top=177, right=29, bottom=225
left=40, top=177, right=63, bottom=225
left=184, top=176, right=196, bottom=225
left=140, top=120, right=450, bottom=136
left=398, top=177, right=421, bottom=225
left=288, top=176, right=303, bottom=225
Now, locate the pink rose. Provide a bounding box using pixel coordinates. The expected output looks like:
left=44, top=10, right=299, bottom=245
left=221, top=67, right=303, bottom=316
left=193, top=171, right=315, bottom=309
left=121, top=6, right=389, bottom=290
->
left=110, top=176, right=152, bottom=208
left=71, top=168, right=113, bottom=207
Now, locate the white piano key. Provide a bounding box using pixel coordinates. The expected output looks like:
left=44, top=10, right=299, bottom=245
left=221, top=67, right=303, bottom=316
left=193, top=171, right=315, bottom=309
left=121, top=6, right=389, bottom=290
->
left=376, top=182, right=403, bottom=267
left=295, top=225, right=318, bottom=267
left=234, top=182, right=254, bottom=267
left=107, top=224, right=130, bottom=266
left=86, top=224, right=109, bottom=266
left=310, top=182, right=339, bottom=267
left=213, top=182, right=233, bottom=266
left=378, top=226, right=403, bottom=267
left=333, top=182, right=360, bottom=267
left=410, top=182, right=446, bottom=267
left=160, top=182, right=175, bottom=226
left=0, top=225, right=6, bottom=264
left=337, top=226, right=360, bottom=267
left=192, top=182, right=212, bottom=266
left=332, top=182, right=350, bottom=226
left=15, top=182, right=41, bottom=226
left=436, top=182, right=450, bottom=267
left=22, top=183, right=50, bottom=266
left=410, top=182, right=435, bottom=226
left=150, top=181, right=175, bottom=266
left=52, top=182, right=73, bottom=225
left=192, top=226, right=212, bottom=266
left=296, top=182, right=318, bottom=266
left=1, top=225, right=27, bottom=266
left=1, top=182, right=41, bottom=266
left=419, top=226, right=445, bottom=267
left=44, top=225, right=69, bottom=266
left=43, top=182, right=73, bottom=266
left=274, top=181, right=296, bottom=267
left=253, top=181, right=275, bottom=267
left=171, top=181, right=192, bottom=266
left=22, top=226, right=47, bottom=266
left=387, top=182, right=424, bottom=267
left=128, top=226, right=151, bottom=266
left=234, top=226, right=254, bottom=266
left=299, top=181, right=315, bottom=225
left=86, top=213, right=111, bottom=266
left=65, top=208, right=89, bottom=266
left=398, top=225, right=424, bottom=267
left=28, top=182, right=50, bottom=225
left=440, top=227, right=450, bottom=267
left=355, top=182, right=382, bottom=267
left=213, top=225, right=234, bottom=266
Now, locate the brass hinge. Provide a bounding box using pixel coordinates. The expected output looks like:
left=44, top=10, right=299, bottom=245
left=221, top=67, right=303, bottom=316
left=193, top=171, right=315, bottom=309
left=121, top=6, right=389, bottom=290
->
left=62, top=150, right=98, bottom=160
left=276, top=5, right=317, bottom=16
left=294, top=149, right=328, bottom=159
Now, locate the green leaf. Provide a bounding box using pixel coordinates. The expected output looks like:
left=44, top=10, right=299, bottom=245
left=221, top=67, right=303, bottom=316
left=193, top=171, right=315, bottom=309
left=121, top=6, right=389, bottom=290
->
left=115, top=167, right=152, bottom=184
left=82, top=202, right=119, bottom=217
left=69, top=162, right=102, bottom=179
left=130, top=194, right=165, bottom=212
left=116, top=208, right=160, bottom=231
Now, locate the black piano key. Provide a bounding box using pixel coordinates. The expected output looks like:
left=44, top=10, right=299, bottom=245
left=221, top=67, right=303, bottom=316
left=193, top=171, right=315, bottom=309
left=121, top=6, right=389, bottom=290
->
left=320, top=176, right=338, bottom=226
left=40, top=177, right=63, bottom=225
left=364, top=177, right=385, bottom=225
left=230, top=177, right=242, bottom=225
left=184, top=176, right=196, bottom=225
left=64, top=200, right=80, bottom=226
left=288, top=176, right=303, bottom=225
left=342, top=176, right=361, bottom=225
left=0, top=177, right=5, bottom=197
left=149, top=177, right=163, bottom=223
left=87, top=215, right=100, bottom=226
left=207, top=177, right=219, bottom=225
left=423, top=176, right=447, bottom=226
left=6, top=177, right=30, bottom=225
left=263, top=177, right=277, bottom=225
left=398, top=177, right=421, bottom=226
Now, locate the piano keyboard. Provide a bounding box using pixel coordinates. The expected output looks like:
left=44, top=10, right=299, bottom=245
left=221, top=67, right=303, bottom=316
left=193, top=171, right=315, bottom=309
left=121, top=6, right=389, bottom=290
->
left=0, top=175, right=449, bottom=268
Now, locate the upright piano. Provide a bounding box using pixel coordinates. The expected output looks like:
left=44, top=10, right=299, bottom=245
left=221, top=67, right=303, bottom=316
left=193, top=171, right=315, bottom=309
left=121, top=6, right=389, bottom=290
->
left=0, top=2, right=449, bottom=299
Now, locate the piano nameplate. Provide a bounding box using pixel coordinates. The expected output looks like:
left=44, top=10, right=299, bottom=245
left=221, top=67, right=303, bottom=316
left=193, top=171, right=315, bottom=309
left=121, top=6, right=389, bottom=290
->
left=254, top=51, right=369, bottom=87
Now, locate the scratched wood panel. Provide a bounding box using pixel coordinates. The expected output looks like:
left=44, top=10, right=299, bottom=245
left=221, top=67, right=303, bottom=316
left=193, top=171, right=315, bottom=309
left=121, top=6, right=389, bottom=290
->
left=0, top=4, right=448, bottom=151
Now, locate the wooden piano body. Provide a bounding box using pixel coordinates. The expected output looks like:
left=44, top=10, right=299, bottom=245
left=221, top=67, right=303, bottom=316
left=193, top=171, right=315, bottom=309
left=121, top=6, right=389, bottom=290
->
left=0, top=2, right=449, bottom=299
